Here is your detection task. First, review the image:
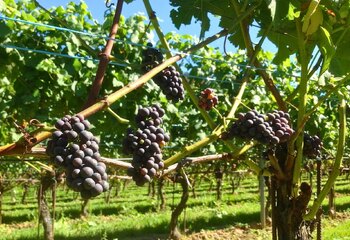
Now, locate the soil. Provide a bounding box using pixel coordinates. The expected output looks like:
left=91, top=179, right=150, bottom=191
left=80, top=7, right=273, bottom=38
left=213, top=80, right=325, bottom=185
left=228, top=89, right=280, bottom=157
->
left=183, top=224, right=271, bottom=240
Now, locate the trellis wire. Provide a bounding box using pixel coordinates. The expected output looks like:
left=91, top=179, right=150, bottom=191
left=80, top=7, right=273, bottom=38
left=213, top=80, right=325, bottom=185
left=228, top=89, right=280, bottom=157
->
left=0, top=44, right=128, bottom=67
left=0, top=15, right=302, bottom=78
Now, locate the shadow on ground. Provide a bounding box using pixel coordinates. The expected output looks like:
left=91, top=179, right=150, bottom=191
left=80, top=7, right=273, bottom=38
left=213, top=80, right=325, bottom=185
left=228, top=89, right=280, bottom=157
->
left=14, top=210, right=260, bottom=240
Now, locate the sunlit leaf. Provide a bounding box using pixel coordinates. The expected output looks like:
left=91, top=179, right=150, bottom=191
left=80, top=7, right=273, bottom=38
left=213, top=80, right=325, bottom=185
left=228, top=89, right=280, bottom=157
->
left=318, top=26, right=335, bottom=75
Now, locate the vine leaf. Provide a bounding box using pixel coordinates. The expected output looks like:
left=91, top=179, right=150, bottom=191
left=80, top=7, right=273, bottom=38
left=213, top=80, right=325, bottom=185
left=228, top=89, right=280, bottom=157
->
left=329, top=32, right=350, bottom=76
left=318, top=26, right=335, bottom=76
left=0, top=21, right=11, bottom=37
left=170, top=0, right=210, bottom=39
left=302, top=0, right=323, bottom=36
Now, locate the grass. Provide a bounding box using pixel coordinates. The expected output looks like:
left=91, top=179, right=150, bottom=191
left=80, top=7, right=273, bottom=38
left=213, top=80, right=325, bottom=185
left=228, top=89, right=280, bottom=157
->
left=0, top=173, right=350, bottom=239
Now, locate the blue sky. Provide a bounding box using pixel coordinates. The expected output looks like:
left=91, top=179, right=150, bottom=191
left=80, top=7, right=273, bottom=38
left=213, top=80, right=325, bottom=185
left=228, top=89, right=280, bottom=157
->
left=39, top=0, right=275, bottom=53
left=39, top=1, right=220, bottom=44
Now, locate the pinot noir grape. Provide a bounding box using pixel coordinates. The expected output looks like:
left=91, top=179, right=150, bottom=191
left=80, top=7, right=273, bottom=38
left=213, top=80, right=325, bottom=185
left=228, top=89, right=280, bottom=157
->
left=198, top=88, right=218, bottom=111
left=222, top=110, right=294, bottom=145
left=303, top=133, right=323, bottom=159
left=46, top=114, right=109, bottom=199
left=123, top=105, right=169, bottom=186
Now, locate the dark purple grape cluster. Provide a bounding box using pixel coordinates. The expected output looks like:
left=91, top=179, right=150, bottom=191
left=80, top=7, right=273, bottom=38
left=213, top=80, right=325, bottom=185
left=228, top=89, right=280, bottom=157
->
left=141, top=43, right=184, bottom=102
left=123, top=105, right=170, bottom=186
left=153, top=66, right=185, bottom=102
left=222, top=110, right=294, bottom=145
left=303, top=133, right=323, bottom=159
left=198, top=88, right=218, bottom=111
left=266, top=110, right=294, bottom=142
left=141, top=43, right=164, bottom=73
left=46, top=115, right=109, bottom=199
left=135, top=104, right=165, bottom=129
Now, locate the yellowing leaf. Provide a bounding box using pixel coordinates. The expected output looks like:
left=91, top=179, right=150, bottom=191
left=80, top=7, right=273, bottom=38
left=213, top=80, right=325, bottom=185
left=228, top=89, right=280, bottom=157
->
left=306, top=7, right=323, bottom=36
left=302, top=0, right=323, bottom=36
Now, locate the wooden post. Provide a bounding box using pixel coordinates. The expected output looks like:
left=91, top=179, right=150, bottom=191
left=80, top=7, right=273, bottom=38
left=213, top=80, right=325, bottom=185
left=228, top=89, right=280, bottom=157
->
left=259, top=158, right=266, bottom=228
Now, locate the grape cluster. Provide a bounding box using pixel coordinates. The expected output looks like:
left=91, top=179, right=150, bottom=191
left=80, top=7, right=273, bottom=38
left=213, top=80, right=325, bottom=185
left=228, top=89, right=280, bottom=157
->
left=222, top=110, right=294, bottom=145
left=141, top=43, right=185, bottom=102
left=135, top=104, right=165, bottom=129
left=46, top=115, right=109, bottom=199
left=123, top=105, right=170, bottom=186
left=303, top=133, right=323, bottom=159
left=198, top=88, right=218, bottom=111
left=153, top=66, right=185, bottom=102
left=141, top=43, right=164, bottom=73
left=266, top=110, right=294, bottom=142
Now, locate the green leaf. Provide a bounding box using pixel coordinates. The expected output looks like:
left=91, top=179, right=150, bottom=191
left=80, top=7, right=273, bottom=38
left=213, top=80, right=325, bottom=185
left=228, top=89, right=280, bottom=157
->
left=72, top=59, right=82, bottom=72
left=21, top=12, right=37, bottom=23
left=170, top=0, right=210, bottom=39
left=36, top=58, right=56, bottom=73
left=329, top=39, right=350, bottom=76
left=71, top=34, right=82, bottom=47
left=268, top=27, right=298, bottom=64
left=318, top=26, right=335, bottom=75
left=0, top=21, right=12, bottom=38
left=86, top=60, right=95, bottom=69
left=287, top=2, right=300, bottom=20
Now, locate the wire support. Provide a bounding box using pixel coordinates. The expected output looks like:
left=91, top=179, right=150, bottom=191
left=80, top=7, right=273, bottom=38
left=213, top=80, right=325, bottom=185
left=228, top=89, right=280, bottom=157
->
left=0, top=44, right=128, bottom=67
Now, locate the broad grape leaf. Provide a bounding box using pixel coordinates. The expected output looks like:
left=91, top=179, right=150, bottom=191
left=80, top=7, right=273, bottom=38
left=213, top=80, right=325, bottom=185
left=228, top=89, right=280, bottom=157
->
left=267, top=24, right=298, bottom=64
left=170, top=0, right=210, bottom=39
left=0, top=21, right=11, bottom=38
left=329, top=38, right=350, bottom=76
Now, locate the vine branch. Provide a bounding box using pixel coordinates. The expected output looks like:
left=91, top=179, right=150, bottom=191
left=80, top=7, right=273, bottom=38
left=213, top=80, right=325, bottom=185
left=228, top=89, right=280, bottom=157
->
left=83, top=0, right=124, bottom=108
left=290, top=19, right=312, bottom=196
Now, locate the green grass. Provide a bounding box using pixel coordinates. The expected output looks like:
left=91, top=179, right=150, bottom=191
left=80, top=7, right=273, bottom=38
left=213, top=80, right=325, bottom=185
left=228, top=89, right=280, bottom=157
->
left=0, top=174, right=350, bottom=239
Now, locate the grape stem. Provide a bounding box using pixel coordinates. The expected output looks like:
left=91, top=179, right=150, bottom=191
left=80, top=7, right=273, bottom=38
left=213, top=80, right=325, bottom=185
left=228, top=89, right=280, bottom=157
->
left=106, top=107, right=130, bottom=124
left=23, top=161, right=41, bottom=173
